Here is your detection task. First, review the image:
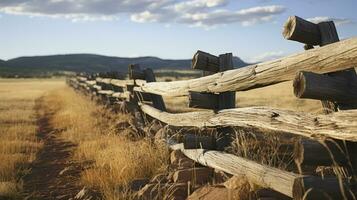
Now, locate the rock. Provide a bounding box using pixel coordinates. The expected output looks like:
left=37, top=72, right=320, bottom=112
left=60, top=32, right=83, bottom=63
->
left=165, top=183, right=188, bottom=200
left=130, top=178, right=150, bottom=191
left=212, top=169, right=231, bottom=184
left=173, top=168, right=213, bottom=185
left=187, top=185, right=231, bottom=200
left=249, top=188, right=290, bottom=200
left=223, top=175, right=249, bottom=190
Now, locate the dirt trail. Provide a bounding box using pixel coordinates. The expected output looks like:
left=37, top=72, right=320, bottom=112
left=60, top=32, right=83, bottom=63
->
left=22, top=98, right=84, bottom=200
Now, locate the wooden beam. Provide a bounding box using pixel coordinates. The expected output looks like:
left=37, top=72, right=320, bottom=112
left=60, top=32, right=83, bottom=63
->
left=143, top=68, right=166, bottom=111
left=110, top=79, right=134, bottom=87
left=294, top=139, right=348, bottom=167
left=183, top=134, right=215, bottom=150
left=293, top=71, right=357, bottom=103
left=283, top=16, right=321, bottom=45
left=129, top=64, right=145, bottom=80
left=139, top=104, right=357, bottom=142
left=168, top=140, right=299, bottom=197
left=292, top=176, right=356, bottom=200
left=188, top=91, right=218, bottom=109
left=134, top=37, right=357, bottom=97
left=192, top=50, right=220, bottom=72
left=218, top=53, right=235, bottom=109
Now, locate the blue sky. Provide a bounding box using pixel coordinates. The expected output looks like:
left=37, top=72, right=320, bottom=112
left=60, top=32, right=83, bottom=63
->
left=0, top=0, right=356, bottom=63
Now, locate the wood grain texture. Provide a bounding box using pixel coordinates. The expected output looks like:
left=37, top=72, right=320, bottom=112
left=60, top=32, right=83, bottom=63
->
left=169, top=140, right=299, bottom=197
left=140, top=104, right=357, bottom=141
left=134, top=37, right=357, bottom=97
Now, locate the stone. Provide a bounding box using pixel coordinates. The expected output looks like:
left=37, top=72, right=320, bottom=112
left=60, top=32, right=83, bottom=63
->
left=223, top=175, right=248, bottom=190
left=213, top=169, right=231, bottom=184
left=173, top=168, right=213, bottom=185
left=187, top=185, right=241, bottom=200
left=165, top=183, right=188, bottom=200
left=130, top=178, right=150, bottom=191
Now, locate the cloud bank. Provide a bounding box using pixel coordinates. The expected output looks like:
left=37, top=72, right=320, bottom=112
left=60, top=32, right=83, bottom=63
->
left=0, top=0, right=286, bottom=27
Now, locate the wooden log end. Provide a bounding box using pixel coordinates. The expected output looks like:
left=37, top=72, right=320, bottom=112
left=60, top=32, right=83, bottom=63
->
left=282, top=16, right=321, bottom=45
left=283, top=16, right=298, bottom=40
left=192, top=50, right=219, bottom=72
left=293, top=71, right=306, bottom=98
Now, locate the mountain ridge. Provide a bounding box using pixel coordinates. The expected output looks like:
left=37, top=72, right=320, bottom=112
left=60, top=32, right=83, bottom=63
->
left=0, top=53, right=249, bottom=77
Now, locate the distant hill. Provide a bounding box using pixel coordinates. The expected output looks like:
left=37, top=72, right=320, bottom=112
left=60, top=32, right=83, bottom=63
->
left=0, top=54, right=249, bottom=77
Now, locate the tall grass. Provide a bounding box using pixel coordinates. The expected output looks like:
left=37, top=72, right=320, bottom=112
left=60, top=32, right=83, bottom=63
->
left=0, top=79, right=64, bottom=198
left=44, top=88, right=168, bottom=199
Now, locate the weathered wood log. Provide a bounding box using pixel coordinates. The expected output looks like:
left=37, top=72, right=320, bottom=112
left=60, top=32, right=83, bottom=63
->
left=112, top=91, right=130, bottom=100
left=188, top=91, right=219, bottom=109
left=284, top=15, right=357, bottom=112
left=192, top=50, right=220, bottom=72
left=183, top=134, right=215, bottom=149
left=293, top=71, right=357, bottom=103
left=139, top=104, right=357, bottom=142
left=168, top=139, right=300, bottom=197
left=110, top=79, right=135, bottom=87
left=129, top=64, right=145, bottom=80
left=190, top=52, right=235, bottom=109
left=143, top=68, right=166, bottom=111
left=134, top=37, right=357, bottom=97
left=292, top=176, right=356, bottom=200
left=294, top=139, right=348, bottom=168
left=283, top=16, right=321, bottom=45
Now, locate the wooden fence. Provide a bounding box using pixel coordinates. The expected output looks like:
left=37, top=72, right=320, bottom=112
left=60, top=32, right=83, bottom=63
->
left=67, top=16, right=357, bottom=200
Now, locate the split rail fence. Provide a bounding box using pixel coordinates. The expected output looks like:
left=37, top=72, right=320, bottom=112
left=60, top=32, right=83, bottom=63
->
left=67, top=16, right=357, bottom=200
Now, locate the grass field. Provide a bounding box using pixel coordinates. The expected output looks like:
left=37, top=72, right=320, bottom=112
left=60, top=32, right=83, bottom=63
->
left=0, top=78, right=168, bottom=199
left=0, top=79, right=64, bottom=198
left=0, top=78, right=323, bottom=199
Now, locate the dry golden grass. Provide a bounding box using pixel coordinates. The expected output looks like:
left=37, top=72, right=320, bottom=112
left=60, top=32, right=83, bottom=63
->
left=236, top=81, right=323, bottom=113
left=164, top=81, right=323, bottom=113
left=0, top=78, right=64, bottom=198
left=44, top=87, right=168, bottom=199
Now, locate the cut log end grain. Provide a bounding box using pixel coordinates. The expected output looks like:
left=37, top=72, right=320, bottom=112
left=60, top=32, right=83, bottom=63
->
left=282, top=16, right=321, bottom=45
left=293, top=72, right=305, bottom=98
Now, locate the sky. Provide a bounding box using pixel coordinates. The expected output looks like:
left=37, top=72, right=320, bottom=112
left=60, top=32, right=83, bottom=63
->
left=0, top=0, right=356, bottom=63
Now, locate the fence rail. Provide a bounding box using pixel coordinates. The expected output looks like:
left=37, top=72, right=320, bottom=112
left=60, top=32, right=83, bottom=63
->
left=67, top=16, right=357, bottom=200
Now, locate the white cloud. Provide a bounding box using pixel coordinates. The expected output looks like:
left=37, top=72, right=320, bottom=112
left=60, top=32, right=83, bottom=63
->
left=247, top=51, right=285, bottom=63
left=0, top=0, right=286, bottom=28
left=131, top=11, right=159, bottom=23
left=307, top=16, right=353, bottom=26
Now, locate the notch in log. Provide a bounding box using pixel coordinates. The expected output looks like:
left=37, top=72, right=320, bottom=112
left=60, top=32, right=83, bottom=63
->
left=292, top=176, right=356, bottom=200
left=183, top=134, right=215, bottom=149
left=293, top=71, right=357, bottom=103
left=129, top=64, right=145, bottom=80
left=188, top=91, right=219, bottom=109
left=192, top=50, right=220, bottom=72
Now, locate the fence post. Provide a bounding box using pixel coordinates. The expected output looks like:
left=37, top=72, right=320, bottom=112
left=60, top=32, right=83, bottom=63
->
left=189, top=51, right=236, bottom=110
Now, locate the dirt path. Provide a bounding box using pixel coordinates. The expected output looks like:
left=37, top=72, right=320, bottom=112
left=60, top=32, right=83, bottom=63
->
left=22, top=98, right=84, bottom=200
